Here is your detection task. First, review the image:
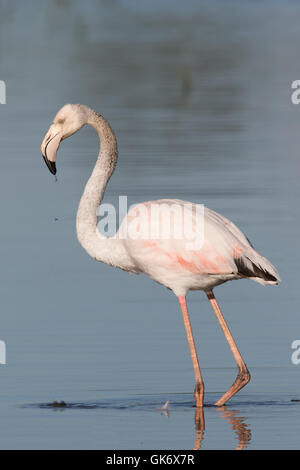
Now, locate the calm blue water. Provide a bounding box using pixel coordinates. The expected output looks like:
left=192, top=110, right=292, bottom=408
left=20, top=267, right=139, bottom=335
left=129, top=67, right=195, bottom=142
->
left=0, top=0, right=300, bottom=449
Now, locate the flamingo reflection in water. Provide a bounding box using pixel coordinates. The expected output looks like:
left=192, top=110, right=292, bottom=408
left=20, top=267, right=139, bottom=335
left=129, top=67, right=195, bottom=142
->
left=193, top=407, right=251, bottom=450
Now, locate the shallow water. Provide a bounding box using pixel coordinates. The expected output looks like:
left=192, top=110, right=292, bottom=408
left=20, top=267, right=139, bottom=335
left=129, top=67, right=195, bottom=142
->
left=0, top=0, right=299, bottom=449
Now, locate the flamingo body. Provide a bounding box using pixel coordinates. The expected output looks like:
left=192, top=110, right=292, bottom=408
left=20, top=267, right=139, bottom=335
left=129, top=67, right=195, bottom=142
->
left=41, top=104, right=280, bottom=407
left=119, top=199, right=279, bottom=296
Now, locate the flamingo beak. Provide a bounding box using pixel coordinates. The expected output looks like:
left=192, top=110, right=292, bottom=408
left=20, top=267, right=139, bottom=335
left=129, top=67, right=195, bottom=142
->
left=42, top=153, right=57, bottom=175
left=41, top=129, right=62, bottom=175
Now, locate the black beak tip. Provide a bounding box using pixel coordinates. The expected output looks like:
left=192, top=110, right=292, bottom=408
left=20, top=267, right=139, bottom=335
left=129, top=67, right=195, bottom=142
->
left=42, top=154, right=56, bottom=175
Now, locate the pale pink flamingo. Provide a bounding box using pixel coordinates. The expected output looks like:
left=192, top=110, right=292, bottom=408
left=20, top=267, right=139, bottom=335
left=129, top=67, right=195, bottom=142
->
left=41, top=104, right=280, bottom=408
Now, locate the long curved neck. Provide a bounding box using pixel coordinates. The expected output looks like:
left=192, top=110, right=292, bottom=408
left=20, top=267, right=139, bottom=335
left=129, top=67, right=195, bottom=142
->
left=76, top=110, right=132, bottom=270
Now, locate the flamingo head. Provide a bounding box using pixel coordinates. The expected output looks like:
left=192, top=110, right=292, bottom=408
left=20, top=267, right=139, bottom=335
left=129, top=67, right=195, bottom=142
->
left=41, top=104, right=88, bottom=175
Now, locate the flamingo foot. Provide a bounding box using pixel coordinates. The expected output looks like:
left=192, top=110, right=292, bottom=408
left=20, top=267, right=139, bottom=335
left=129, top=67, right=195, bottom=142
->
left=214, top=367, right=250, bottom=407
left=194, top=381, right=205, bottom=408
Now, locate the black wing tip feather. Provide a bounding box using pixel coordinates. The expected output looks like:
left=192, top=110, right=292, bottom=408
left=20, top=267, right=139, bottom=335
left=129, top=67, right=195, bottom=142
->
left=235, top=257, right=277, bottom=282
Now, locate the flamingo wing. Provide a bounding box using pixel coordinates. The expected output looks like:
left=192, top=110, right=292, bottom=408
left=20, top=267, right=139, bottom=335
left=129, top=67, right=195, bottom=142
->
left=120, top=199, right=280, bottom=286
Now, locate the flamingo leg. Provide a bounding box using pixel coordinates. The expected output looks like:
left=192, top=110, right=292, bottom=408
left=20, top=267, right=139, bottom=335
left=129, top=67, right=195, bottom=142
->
left=206, top=290, right=250, bottom=406
left=178, top=296, right=204, bottom=408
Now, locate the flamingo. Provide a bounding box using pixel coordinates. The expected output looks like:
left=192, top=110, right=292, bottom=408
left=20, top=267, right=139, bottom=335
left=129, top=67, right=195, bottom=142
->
left=41, top=104, right=280, bottom=408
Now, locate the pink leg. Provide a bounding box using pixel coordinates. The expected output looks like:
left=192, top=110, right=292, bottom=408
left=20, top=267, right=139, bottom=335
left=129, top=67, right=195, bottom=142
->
left=206, top=290, right=250, bottom=406
left=178, top=296, right=204, bottom=408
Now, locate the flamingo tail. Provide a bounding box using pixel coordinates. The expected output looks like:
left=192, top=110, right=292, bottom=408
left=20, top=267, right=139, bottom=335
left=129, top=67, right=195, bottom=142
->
left=234, top=247, right=280, bottom=285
